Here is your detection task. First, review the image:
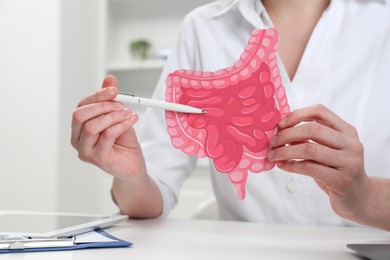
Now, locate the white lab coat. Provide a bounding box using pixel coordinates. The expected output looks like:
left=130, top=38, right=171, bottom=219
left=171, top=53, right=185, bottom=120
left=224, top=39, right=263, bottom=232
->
left=137, top=0, right=390, bottom=226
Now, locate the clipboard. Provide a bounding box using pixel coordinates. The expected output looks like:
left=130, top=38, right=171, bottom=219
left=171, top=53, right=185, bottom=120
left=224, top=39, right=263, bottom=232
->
left=0, top=229, right=132, bottom=253
left=0, top=211, right=128, bottom=237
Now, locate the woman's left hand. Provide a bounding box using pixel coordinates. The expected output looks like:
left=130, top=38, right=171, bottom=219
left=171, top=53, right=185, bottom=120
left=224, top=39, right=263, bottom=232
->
left=267, top=104, right=369, bottom=221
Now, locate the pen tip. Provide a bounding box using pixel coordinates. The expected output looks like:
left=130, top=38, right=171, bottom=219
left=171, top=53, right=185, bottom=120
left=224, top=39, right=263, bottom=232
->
left=201, top=110, right=207, bottom=114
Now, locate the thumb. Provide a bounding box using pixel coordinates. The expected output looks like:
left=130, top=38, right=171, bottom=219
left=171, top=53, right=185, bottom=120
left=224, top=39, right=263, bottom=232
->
left=102, top=75, right=118, bottom=89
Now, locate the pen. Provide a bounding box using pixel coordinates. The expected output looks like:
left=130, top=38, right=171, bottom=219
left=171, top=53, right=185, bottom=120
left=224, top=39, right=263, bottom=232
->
left=114, top=92, right=205, bottom=114
left=0, top=236, right=75, bottom=250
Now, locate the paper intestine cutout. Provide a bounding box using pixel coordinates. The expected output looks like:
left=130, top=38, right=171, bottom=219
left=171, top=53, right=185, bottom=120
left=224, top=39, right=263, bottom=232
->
left=165, top=28, right=290, bottom=199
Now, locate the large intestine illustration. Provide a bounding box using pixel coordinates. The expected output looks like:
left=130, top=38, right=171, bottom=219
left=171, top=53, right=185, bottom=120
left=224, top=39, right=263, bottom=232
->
left=165, top=28, right=290, bottom=199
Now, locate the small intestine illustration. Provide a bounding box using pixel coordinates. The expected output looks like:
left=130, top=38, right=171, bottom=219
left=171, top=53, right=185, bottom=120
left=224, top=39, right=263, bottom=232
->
left=165, top=28, right=290, bottom=199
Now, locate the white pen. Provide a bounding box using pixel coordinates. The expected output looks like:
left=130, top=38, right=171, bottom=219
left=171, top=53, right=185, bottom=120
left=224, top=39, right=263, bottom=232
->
left=114, top=92, right=205, bottom=114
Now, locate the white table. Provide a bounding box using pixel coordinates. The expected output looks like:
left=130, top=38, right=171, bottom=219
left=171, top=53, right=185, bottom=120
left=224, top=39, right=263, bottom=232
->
left=1, top=218, right=390, bottom=260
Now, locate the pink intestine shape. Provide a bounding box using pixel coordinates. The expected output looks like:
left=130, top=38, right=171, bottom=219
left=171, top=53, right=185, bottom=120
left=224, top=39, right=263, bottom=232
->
left=165, top=28, right=290, bottom=200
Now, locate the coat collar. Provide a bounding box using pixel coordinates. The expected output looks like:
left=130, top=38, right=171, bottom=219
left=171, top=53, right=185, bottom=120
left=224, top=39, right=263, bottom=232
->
left=211, top=0, right=389, bottom=19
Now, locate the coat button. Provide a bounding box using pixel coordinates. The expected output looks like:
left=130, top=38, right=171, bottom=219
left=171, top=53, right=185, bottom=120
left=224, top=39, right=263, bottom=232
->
left=286, top=181, right=297, bottom=193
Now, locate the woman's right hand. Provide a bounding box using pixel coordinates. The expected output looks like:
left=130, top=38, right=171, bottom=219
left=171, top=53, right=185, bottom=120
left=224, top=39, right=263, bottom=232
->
left=71, top=75, right=147, bottom=181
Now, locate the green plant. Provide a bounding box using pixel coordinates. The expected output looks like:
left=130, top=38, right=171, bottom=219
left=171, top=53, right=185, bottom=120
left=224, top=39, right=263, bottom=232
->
left=130, top=39, right=151, bottom=60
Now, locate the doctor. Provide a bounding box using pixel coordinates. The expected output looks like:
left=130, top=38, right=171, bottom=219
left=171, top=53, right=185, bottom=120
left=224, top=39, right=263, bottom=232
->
left=71, top=0, right=390, bottom=231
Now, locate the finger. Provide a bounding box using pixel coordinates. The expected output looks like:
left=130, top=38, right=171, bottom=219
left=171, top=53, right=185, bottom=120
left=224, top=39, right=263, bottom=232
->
left=279, top=104, right=357, bottom=136
left=101, top=75, right=117, bottom=89
left=93, top=115, right=139, bottom=163
left=77, top=75, right=119, bottom=108
left=71, top=101, right=123, bottom=148
left=276, top=160, right=340, bottom=187
left=77, top=109, right=134, bottom=158
left=78, top=86, right=118, bottom=108
left=268, top=142, right=346, bottom=169
left=270, top=122, right=346, bottom=150
left=277, top=160, right=354, bottom=194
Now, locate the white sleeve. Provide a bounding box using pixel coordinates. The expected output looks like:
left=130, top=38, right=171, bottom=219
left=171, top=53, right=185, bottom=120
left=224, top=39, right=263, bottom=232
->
left=136, top=15, right=201, bottom=218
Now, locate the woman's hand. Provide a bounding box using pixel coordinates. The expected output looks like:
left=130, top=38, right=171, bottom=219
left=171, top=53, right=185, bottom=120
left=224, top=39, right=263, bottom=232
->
left=71, top=75, right=146, bottom=181
left=71, top=75, right=163, bottom=217
left=267, top=104, right=370, bottom=221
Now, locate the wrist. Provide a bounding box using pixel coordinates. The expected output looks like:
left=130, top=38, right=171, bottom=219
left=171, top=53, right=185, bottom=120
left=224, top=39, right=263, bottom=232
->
left=111, top=170, right=163, bottom=218
left=356, top=176, right=390, bottom=231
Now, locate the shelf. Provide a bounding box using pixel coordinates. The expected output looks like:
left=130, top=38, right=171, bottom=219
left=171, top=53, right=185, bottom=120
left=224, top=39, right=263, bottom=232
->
left=107, top=59, right=166, bottom=72
left=105, top=0, right=212, bottom=64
